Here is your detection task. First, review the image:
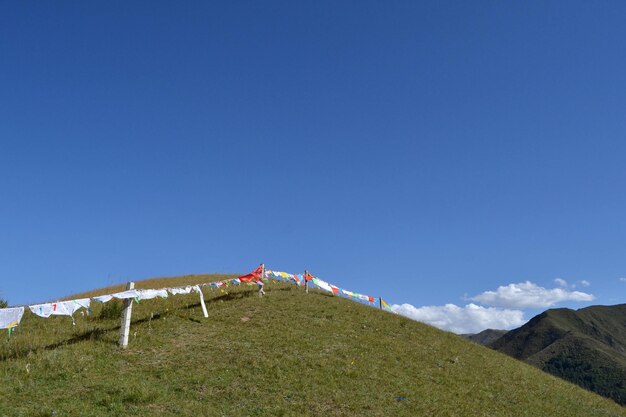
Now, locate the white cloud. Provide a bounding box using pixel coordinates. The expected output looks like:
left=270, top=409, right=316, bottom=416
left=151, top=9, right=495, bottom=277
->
left=470, top=281, right=594, bottom=309
left=555, top=278, right=590, bottom=289
left=391, top=303, right=526, bottom=334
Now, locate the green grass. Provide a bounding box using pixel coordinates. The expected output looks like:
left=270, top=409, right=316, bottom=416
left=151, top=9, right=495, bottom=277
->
left=0, top=276, right=624, bottom=416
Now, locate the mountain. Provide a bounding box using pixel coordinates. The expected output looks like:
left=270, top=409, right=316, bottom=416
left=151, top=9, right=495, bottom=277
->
left=462, top=329, right=508, bottom=346
left=0, top=275, right=624, bottom=416
left=490, top=304, right=626, bottom=405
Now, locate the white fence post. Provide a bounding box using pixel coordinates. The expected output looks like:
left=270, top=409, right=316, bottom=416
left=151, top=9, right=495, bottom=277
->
left=119, top=281, right=134, bottom=348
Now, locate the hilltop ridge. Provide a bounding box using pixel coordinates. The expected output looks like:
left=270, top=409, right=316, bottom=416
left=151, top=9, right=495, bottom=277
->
left=0, top=275, right=624, bottom=416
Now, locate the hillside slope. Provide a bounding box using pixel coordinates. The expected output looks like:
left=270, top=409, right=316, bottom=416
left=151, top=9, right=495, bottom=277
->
left=490, top=304, right=626, bottom=405
left=1, top=276, right=624, bottom=416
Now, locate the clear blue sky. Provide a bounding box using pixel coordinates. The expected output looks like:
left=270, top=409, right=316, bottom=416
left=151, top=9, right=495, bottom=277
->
left=2, top=2, right=625, bottom=332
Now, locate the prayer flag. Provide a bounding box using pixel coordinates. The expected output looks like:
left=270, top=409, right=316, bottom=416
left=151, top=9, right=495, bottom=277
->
left=0, top=307, right=24, bottom=330
left=312, top=278, right=333, bottom=293
left=239, top=265, right=263, bottom=283
left=29, top=299, right=90, bottom=318
left=168, top=286, right=193, bottom=295
left=94, top=294, right=113, bottom=303
left=136, top=289, right=168, bottom=300
left=193, top=285, right=209, bottom=318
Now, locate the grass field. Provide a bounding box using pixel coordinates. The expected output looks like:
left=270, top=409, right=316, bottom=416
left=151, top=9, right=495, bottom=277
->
left=1, top=275, right=624, bottom=416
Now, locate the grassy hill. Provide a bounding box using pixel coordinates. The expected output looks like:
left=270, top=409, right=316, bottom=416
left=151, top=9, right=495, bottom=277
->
left=1, top=275, right=624, bottom=416
left=490, top=304, right=626, bottom=406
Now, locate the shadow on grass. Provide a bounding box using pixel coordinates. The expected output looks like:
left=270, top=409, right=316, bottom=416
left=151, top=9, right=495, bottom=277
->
left=1, top=286, right=298, bottom=362
left=0, top=325, right=119, bottom=362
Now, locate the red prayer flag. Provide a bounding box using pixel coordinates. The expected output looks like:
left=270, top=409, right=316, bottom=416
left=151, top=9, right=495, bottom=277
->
left=304, top=272, right=314, bottom=281
left=239, top=265, right=263, bottom=283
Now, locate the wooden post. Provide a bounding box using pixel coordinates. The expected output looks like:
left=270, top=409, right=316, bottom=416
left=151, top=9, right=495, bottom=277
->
left=259, top=263, right=265, bottom=297
left=379, top=297, right=383, bottom=310
left=304, top=270, right=309, bottom=293
left=119, top=281, right=134, bottom=348
left=197, top=286, right=208, bottom=318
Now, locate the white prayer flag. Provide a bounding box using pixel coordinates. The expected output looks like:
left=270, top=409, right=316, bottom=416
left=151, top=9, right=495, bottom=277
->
left=0, top=307, right=24, bottom=329
left=193, top=285, right=209, bottom=318
left=29, top=299, right=91, bottom=318
left=136, top=289, right=168, bottom=300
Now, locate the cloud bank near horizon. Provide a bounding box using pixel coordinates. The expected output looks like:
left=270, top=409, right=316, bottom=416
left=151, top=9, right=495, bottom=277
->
left=391, top=302, right=526, bottom=334
left=393, top=280, right=596, bottom=334
left=469, top=281, right=594, bottom=309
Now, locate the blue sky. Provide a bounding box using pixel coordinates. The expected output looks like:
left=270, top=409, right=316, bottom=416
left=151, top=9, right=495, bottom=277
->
left=1, top=1, right=625, bottom=333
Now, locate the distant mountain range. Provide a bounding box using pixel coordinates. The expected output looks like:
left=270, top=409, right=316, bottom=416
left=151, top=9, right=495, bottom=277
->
left=461, top=329, right=507, bottom=345
left=489, top=304, right=626, bottom=405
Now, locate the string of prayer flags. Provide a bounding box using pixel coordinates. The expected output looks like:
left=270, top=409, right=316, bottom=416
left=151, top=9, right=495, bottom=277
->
left=266, top=270, right=285, bottom=281
left=0, top=307, right=24, bottom=330
left=342, top=289, right=355, bottom=298
left=266, top=270, right=303, bottom=285
left=1, top=265, right=397, bottom=337
left=94, top=288, right=168, bottom=303
left=341, top=289, right=374, bottom=303
left=309, top=278, right=379, bottom=307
